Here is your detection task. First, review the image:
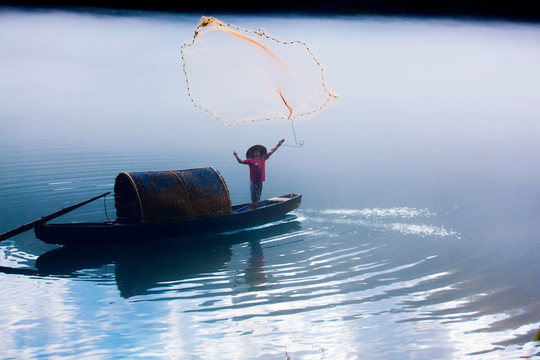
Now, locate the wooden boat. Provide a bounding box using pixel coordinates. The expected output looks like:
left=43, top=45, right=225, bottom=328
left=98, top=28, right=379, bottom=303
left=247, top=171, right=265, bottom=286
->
left=34, top=193, right=302, bottom=246
left=0, top=167, right=302, bottom=246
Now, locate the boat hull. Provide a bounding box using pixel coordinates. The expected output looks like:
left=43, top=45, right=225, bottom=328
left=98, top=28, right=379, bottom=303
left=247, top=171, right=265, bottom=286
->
left=35, top=194, right=302, bottom=246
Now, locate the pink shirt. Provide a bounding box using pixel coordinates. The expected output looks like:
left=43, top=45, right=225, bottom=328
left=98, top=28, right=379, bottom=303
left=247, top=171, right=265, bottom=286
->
left=245, top=154, right=269, bottom=183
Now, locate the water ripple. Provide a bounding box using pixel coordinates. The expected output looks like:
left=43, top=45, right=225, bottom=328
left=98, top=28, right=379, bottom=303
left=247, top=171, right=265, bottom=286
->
left=306, top=207, right=460, bottom=238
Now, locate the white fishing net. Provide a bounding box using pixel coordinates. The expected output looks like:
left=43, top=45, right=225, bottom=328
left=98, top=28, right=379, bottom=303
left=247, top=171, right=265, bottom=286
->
left=181, top=16, right=337, bottom=127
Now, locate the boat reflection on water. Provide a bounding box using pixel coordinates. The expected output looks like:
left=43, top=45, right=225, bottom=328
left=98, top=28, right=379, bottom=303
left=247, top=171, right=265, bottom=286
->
left=33, top=215, right=302, bottom=298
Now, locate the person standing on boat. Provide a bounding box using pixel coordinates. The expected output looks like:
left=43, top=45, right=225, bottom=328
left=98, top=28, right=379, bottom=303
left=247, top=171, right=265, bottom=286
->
left=234, top=139, right=285, bottom=209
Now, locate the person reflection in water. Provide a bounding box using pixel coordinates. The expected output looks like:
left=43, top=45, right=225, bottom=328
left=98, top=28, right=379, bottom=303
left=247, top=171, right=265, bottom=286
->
left=234, top=139, right=285, bottom=210
left=245, top=240, right=267, bottom=290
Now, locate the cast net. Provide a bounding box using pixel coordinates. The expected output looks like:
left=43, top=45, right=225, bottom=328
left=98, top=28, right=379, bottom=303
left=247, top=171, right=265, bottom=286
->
left=181, top=16, right=337, bottom=129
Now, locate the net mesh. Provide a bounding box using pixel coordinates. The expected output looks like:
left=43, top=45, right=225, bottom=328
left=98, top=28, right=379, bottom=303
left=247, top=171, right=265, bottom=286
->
left=181, top=16, right=337, bottom=127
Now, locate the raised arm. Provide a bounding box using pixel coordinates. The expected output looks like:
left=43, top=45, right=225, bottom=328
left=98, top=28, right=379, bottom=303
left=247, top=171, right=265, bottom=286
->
left=267, top=139, right=285, bottom=158
left=233, top=150, right=248, bottom=164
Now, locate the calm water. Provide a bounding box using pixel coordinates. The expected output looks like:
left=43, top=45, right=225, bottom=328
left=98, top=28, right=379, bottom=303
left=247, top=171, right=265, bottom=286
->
left=1, top=9, right=540, bottom=359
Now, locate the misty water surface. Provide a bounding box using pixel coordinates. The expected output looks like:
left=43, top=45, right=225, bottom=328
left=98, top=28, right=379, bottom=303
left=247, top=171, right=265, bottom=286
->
left=1, top=9, right=540, bottom=359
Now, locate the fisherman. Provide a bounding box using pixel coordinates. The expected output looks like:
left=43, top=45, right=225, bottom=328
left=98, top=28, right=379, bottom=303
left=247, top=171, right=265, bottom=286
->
left=233, top=139, right=285, bottom=209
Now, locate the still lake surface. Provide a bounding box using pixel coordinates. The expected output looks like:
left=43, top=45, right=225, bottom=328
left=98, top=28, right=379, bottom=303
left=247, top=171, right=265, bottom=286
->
left=1, top=9, right=540, bottom=359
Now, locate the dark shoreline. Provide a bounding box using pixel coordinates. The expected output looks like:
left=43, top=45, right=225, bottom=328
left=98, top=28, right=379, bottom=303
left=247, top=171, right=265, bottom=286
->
left=1, top=0, right=539, bottom=23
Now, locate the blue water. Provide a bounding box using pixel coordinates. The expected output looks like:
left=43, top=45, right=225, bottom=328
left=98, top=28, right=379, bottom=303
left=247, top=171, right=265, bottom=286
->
left=1, top=9, right=540, bottom=359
